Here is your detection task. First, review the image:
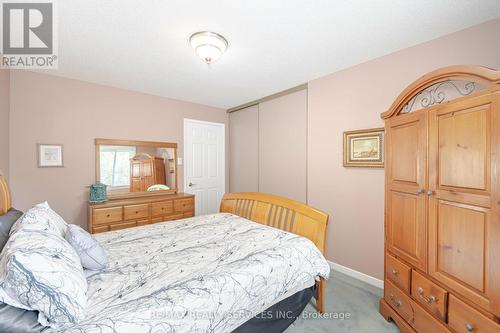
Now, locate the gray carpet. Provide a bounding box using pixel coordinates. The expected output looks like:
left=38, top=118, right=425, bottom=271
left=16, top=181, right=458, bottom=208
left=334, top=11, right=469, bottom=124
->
left=285, top=270, right=400, bottom=333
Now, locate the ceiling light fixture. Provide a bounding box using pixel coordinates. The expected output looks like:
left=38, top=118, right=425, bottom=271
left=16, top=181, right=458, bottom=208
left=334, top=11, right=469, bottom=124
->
left=189, top=31, right=228, bottom=65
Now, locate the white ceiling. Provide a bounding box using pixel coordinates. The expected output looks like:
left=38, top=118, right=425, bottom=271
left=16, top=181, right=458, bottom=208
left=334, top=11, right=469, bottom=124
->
left=44, top=0, right=500, bottom=109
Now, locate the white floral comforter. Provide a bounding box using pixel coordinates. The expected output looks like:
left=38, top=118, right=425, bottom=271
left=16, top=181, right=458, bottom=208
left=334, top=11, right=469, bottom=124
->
left=47, top=213, right=330, bottom=333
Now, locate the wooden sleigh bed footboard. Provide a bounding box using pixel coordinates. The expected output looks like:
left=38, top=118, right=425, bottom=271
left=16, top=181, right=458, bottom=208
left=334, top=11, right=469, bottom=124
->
left=219, top=192, right=329, bottom=313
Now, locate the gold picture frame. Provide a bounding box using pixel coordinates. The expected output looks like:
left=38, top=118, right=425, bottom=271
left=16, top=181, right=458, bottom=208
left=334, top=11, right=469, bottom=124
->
left=343, top=128, right=384, bottom=168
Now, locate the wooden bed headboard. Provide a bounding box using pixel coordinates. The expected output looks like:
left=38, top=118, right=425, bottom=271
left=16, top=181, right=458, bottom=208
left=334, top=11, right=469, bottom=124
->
left=0, top=175, right=12, bottom=216
left=220, top=192, right=329, bottom=255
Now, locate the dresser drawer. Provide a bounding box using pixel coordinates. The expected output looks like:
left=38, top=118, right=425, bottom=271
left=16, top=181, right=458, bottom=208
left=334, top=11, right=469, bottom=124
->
left=410, top=298, right=450, bottom=333
left=136, top=219, right=150, bottom=226
left=384, top=280, right=414, bottom=323
left=386, top=253, right=411, bottom=293
left=152, top=201, right=174, bottom=217
left=165, top=213, right=184, bottom=221
left=92, top=225, right=109, bottom=233
left=109, top=221, right=137, bottom=231
left=174, top=198, right=194, bottom=212
left=448, top=295, right=500, bottom=333
left=124, top=204, right=149, bottom=220
left=93, top=207, right=123, bottom=225
left=411, top=270, right=448, bottom=321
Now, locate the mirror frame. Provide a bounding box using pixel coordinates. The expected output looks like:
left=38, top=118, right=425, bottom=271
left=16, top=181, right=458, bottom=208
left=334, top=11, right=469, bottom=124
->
left=95, top=138, right=178, bottom=196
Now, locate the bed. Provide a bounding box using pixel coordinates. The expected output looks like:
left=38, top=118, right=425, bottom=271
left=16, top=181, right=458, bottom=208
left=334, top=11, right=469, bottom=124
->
left=0, top=175, right=330, bottom=332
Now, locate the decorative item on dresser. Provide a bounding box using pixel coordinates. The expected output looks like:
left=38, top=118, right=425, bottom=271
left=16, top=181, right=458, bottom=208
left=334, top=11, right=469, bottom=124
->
left=88, top=192, right=194, bottom=233
left=379, top=65, right=500, bottom=333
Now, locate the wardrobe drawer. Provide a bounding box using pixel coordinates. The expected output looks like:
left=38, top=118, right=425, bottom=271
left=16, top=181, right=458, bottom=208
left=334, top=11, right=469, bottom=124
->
left=93, top=207, right=123, bottom=225
left=410, top=298, right=450, bottom=333
left=174, top=198, right=194, bottom=212
left=124, top=204, right=149, bottom=220
left=109, top=221, right=137, bottom=231
left=384, top=280, right=414, bottom=323
left=448, top=295, right=500, bottom=333
left=411, top=270, right=448, bottom=321
left=152, top=201, right=174, bottom=217
left=386, top=253, right=411, bottom=293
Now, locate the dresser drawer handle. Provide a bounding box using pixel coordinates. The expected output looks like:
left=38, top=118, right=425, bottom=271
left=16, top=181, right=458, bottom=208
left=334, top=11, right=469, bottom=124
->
left=135, top=211, right=139, bottom=214
left=106, top=214, right=110, bottom=218
left=391, top=269, right=398, bottom=276
left=465, top=323, right=474, bottom=332
left=417, top=287, right=437, bottom=303
left=389, top=294, right=402, bottom=308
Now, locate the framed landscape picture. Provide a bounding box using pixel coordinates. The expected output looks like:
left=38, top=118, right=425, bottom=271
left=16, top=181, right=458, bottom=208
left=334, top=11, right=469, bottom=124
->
left=343, top=128, right=384, bottom=168
left=38, top=144, right=64, bottom=168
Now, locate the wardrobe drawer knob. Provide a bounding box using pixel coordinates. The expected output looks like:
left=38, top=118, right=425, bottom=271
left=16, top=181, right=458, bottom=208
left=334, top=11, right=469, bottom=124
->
left=466, top=323, right=474, bottom=332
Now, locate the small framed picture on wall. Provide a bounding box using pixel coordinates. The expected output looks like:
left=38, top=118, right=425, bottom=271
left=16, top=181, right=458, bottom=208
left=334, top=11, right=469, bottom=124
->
left=37, top=144, right=64, bottom=168
left=343, top=128, right=384, bottom=168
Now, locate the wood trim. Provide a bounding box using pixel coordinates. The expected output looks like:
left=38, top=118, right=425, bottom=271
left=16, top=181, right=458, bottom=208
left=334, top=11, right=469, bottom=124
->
left=227, top=83, right=308, bottom=113
left=381, top=65, right=500, bottom=120
left=95, top=138, right=178, bottom=148
left=0, top=175, right=12, bottom=215
left=219, top=191, right=328, bottom=313
left=106, top=189, right=180, bottom=201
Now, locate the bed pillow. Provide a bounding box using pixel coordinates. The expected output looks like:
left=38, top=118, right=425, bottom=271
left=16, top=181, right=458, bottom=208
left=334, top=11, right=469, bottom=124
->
left=65, top=224, right=109, bottom=271
left=0, top=227, right=88, bottom=328
left=9, top=202, right=67, bottom=237
left=0, top=208, right=23, bottom=252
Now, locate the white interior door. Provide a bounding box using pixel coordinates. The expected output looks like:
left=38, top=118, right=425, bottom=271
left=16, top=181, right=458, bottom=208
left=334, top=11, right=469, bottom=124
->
left=184, top=119, right=225, bottom=215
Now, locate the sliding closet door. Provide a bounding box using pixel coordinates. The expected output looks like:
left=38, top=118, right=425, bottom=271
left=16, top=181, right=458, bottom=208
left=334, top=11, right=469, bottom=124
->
left=229, top=105, right=259, bottom=192
left=259, top=89, right=307, bottom=202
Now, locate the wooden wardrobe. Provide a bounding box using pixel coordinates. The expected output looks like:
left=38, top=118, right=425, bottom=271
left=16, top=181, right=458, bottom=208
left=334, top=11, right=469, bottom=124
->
left=380, top=66, right=500, bottom=333
left=130, top=153, right=166, bottom=192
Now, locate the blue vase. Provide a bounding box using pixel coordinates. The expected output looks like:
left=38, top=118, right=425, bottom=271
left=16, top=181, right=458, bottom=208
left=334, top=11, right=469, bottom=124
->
left=89, top=182, right=107, bottom=203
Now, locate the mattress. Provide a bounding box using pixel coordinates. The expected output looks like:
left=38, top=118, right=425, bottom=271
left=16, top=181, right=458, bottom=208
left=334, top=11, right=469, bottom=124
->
left=45, top=213, right=329, bottom=333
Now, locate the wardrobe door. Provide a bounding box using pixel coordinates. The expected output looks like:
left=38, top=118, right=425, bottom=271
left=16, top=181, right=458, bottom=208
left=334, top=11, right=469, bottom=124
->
left=141, top=160, right=154, bottom=191
left=130, top=161, right=142, bottom=192
left=229, top=105, right=259, bottom=192
left=428, top=91, right=500, bottom=315
left=259, top=89, right=307, bottom=202
left=385, top=110, right=427, bottom=270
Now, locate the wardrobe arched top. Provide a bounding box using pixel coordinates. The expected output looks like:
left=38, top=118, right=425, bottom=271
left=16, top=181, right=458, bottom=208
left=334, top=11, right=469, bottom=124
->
left=381, top=65, right=500, bottom=120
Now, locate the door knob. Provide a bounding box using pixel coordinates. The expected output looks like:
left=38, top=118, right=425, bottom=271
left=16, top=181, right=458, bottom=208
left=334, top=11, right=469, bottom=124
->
left=188, top=182, right=195, bottom=187
left=426, top=190, right=434, bottom=196
left=416, top=189, right=425, bottom=195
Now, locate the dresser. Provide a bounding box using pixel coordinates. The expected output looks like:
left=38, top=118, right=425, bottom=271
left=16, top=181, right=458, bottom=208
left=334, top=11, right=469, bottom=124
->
left=379, top=66, right=500, bottom=333
left=88, top=192, right=194, bottom=233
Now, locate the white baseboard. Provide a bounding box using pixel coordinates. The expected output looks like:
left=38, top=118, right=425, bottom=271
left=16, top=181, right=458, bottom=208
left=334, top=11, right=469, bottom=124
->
left=327, top=260, right=384, bottom=289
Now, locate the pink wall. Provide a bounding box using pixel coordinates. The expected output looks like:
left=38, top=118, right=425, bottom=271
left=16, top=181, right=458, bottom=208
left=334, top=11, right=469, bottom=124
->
left=9, top=71, right=227, bottom=228
left=0, top=70, right=9, bottom=180
left=307, top=18, right=500, bottom=280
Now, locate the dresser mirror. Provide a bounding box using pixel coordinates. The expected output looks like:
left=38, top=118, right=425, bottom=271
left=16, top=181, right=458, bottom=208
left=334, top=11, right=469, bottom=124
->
left=95, top=139, right=178, bottom=196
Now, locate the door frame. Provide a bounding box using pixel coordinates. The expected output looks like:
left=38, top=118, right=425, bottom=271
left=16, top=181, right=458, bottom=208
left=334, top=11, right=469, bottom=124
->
left=183, top=118, right=226, bottom=200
